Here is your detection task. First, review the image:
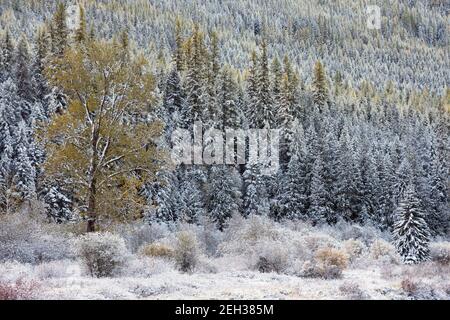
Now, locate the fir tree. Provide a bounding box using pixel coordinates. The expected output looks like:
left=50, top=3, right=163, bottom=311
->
left=206, top=165, right=242, bottom=229
left=312, top=60, right=329, bottom=110
left=75, top=5, right=87, bottom=44
left=392, top=185, right=431, bottom=264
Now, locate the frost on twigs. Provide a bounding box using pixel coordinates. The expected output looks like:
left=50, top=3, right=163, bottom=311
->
left=76, top=232, right=129, bottom=278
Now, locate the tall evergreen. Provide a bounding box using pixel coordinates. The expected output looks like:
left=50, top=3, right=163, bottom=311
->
left=312, top=60, right=329, bottom=110
left=393, top=185, right=431, bottom=264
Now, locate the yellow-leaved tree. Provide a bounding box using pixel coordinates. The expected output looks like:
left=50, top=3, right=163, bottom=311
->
left=41, top=38, right=166, bottom=232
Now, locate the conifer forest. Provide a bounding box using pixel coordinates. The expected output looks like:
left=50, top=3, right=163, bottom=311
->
left=0, top=0, right=449, bottom=301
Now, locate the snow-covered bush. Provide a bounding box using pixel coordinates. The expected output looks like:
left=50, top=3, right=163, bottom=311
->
left=334, top=220, right=384, bottom=245
left=429, top=242, right=450, bottom=266
left=76, top=232, right=129, bottom=278
left=342, top=239, right=366, bottom=262
left=298, top=247, right=348, bottom=279
left=0, top=213, right=74, bottom=264
left=174, top=231, right=199, bottom=272
left=339, top=282, right=367, bottom=300
left=252, top=241, right=290, bottom=274
left=0, top=279, right=39, bottom=300
left=314, top=247, right=349, bottom=279
left=140, top=243, right=174, bottom=259
left=34, top=260, right=78, bottom=280
left=219, top=214, right=281, bottom=255
left=301, top=233, right=337, bottom=253
left=124, top=256, right=175, bottom=277
left=369, top=239, right=399, bottom=263
left=112, top=222, right=172, bottom=253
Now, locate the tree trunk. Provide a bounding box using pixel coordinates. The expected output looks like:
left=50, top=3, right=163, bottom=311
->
left=86, top=181, right=96, bottom=232
left=86, top=126, right=99, bottom=232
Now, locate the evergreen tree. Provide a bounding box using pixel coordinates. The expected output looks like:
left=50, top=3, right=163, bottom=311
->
left=243, top=164, right=270, bottom=216
left=0, top=30, right=14, bottom=81
left=308, top=154, right=332, bottom=224
left=393, top=185, right=431, bottom=264
left=206, top=165, right=242, bottom=229
left=14, top=36, right=34, bottom=101
left=75, top=5, right=87, bottom=44
left=50, top=2, right=68, bottom=57
left=312, top=60, right=329, bottom=110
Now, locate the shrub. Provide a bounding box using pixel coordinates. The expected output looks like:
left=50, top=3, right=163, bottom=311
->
left=253, top=242, right=290, bottom=274
left=299, top=248, right=348, bottom=279
left=314, top=247, right=348, bottom=279
left=0, top=213, right=74, bottom=264
left=429, top=242, right=450, bottom=266
left=0, top=279, right=39, bottom=300
left=140, top=243, right=174, bottom=259
left=342, top=239, right=366, bottom=261
left=369, top=239, right=398, bottom=263
left=301, top=234, right=337, bottom=253
left=401, top=277, right=420, bottom=296
left=174, top=231, right=199, bottom=272
left=76, top=232, right=129, bottom=277
left=339, top=282, right=367, bottom=300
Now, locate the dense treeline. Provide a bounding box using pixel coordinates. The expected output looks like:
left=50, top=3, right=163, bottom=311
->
left=0, top=1, right=448, bottom=244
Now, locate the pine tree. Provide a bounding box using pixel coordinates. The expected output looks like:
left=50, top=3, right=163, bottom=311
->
left=258, top=40, right=274, bottom=127
left=15, top=36, right=34, bottom=101
left=308, top=155, right=331, bottom=224
left=75, top=5, right=87, bottom=44
left=176, top=167, right=206, bottom=223
left=312, top=60, right=329, bottom=110
left=50, top=2, right=68, bottom=57
left=243, top=164, right=270, bottom=216
left=206, top=165, right=242, bottom=229
left=392, top=185, right=431, bottom=264
left=42, top=185, right=73, bottom=222
left=32, top=27, right=50, bottom=102
left=245, top=51, right=259, bottom=128
left=0, top=30, right=14, bottom=81
left=219, top=67, right=240, bottom=129
left=145, top=170, right=180, bottom=223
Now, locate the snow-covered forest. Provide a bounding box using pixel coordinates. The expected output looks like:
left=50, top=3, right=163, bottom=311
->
left=0, top=0, right=449, bottom=300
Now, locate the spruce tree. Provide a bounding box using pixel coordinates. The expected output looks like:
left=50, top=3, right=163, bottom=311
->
left=312, top=60, right=329, bottom=110
left=15, top=36, right=34, bottom=101
left=75, top=5, right=87, bottom=44
left=392, top=185, right=431, bottom=264
left=0, top=30, right=14, bottom=81
left=206, top=165, right=242, bottom=229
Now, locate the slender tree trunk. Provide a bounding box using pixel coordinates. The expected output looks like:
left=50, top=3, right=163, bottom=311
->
left=86, top=127, right=99, bottom=232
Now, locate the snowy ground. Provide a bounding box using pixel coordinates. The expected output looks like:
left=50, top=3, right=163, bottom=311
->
left=1, top=259, right=448, bottom=300
left=1, top=214, right=449, bottom=300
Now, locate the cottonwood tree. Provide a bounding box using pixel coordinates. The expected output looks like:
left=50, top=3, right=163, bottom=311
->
left=41, top=39, right=165, bottom=231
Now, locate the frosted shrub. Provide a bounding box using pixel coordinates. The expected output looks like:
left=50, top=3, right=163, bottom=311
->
left=76, top=232, right=129, bottom=277
left=334, top=220, right=382, bottom=245
left=301, top=233, right=337, bottom=253
left=34, top=260, right=77, bottom=280
left=0, top=213, right=74, bottom=264
left=339, top=282, right=367, bottom=300
left=298, top=247, right=348, bottom=279
left=219, top=214, right=280, bottom=255
left=253, top=241, right=290, bottom=274
left=174, top=231, right=199, bottom=272
left=112, top=222, right=172, bottom=253
left=0, top=279, right=39, bottom=300
left=124, top=256, right=175, bottom=277
left=140, top=243, right=174, bottom=259
left=370, top=239, right=399, bottom=263
left=342, top=239, right=367, bottom=262
left=429, top=242, right=450, bottom=266
left=315, top=247, right=349, bottom=279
